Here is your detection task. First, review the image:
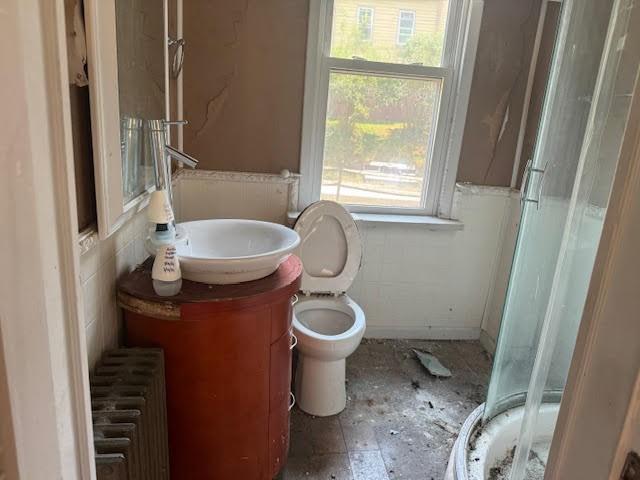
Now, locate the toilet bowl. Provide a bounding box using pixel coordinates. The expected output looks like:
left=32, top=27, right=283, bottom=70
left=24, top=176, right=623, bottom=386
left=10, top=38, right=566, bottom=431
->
left=292, top=200, right=366, bottom=417
left=293, top=295, right=365, bottom=416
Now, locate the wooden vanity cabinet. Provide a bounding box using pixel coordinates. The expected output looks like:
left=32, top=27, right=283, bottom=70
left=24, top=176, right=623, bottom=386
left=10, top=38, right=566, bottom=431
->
left=117, top=256, right=302, bottom=480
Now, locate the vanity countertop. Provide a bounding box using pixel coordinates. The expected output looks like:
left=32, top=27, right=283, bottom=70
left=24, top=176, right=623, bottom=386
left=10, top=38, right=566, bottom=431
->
left=117, top=255, right=302, bottom=320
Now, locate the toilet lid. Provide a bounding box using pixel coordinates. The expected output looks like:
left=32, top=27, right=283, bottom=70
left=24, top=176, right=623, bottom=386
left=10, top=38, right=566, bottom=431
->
left=294, top=201, right=362, bottom=294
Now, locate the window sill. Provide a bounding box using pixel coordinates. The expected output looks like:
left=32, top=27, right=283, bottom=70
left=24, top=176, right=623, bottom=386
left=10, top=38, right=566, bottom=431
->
left=287, top=211, right=463, bottom=231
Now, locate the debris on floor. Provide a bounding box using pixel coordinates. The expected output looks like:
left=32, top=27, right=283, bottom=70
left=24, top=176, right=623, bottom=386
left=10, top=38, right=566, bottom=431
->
left=488, top=445, right=547, bottom=480
left=413, top=349, right=452, bottom=378
left=433, top=420, right=459, bottom=435
left=282, top=340, right=491, bottom=480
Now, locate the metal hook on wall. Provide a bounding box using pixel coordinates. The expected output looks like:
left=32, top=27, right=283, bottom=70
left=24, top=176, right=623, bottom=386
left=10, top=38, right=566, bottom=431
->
left=168, top=37, right=185, bottom=78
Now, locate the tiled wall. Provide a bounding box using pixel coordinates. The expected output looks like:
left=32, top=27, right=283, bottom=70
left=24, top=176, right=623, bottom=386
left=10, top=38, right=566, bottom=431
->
left=79, top=176, right=518, bottom=363
left=479, top=194, right=520, bottom=351
left=172, top=169, right=299, bottom=225
left=80, top=211, right=149, bottom=367
left=348, top=185, right=517, bottom=340
left=173, top=171, right=518, bottom=342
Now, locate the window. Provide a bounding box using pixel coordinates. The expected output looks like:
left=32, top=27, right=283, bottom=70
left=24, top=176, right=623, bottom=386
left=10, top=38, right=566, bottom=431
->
left=397, top=10, right=416, bottom=45
left=300, top=0, right=481, bottom=216
left=356, top=6, right=374, bottom=41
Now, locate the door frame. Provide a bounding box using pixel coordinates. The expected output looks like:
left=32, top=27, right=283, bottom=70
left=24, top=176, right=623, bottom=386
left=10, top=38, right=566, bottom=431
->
left=0, top=0, right=95, bottom=478
left=546, top=66, right=640, bottom=479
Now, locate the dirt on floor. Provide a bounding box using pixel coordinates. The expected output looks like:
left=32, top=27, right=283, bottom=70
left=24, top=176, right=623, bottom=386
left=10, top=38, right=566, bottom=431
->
left=281, top=339, right=493, bottom=480
left=487, top=444, right=548, bottom=480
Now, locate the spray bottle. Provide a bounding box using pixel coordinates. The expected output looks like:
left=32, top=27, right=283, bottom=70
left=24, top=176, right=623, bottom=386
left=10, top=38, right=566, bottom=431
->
left=147, top=190, right=182, bottom=296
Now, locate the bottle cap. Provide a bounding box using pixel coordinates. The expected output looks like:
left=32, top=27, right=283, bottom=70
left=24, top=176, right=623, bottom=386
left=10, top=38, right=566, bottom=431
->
left=148, top=190, right=175, bottom=224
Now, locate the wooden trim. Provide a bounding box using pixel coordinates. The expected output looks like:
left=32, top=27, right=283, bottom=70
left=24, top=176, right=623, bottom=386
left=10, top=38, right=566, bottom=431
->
left=1, top=0, right=96, bottom=478
left=84, top=0, right=125, bottom=238
left=42, top=0, right=97, bottom=476
left=84, top=0, right=168, bottom=238
left=436, top=0, right=484, bottom=218
left=118, top=291, right=182, bottom=321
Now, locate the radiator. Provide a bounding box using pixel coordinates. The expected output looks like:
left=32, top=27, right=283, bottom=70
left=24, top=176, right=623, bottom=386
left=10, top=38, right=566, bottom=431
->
left=91, top=348, right=170, bottom=480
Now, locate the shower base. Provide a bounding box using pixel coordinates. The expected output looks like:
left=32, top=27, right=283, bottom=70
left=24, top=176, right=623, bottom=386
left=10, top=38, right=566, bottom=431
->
left=445, top=403, right=559, bottom=480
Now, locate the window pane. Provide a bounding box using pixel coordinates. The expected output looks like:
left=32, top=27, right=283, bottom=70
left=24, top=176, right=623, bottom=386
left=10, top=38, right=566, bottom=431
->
left=321, top=72, right=442, bottom=208
left=331, top=0, right=450, bottom=66
left=357, top=7, right=373, bottom=40
left=398, top=11, right=416, bottom=45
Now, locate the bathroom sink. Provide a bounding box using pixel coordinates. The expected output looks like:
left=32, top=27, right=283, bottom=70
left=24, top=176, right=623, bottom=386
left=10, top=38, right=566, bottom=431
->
left=172, top=219, right=300, bottom=284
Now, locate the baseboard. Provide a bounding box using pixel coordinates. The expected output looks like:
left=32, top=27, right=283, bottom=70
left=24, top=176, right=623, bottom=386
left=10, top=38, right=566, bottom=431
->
left=364, top=325, right=481, bottom=340
left=479, top=329, right=497, bottom=354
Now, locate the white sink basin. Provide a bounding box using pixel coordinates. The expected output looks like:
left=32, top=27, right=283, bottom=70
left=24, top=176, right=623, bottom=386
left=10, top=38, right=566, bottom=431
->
left=173, top=219, right=300, bottom=285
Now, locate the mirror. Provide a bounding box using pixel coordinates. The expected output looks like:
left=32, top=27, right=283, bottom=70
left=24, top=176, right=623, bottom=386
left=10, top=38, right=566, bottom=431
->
left=85, top=0, right=168, bottom=237
left=115, top=0, right=166, bottom=203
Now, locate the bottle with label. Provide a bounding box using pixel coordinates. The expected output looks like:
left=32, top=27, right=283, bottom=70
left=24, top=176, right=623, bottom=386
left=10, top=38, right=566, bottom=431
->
left=152, top=244, right=182, bottom=297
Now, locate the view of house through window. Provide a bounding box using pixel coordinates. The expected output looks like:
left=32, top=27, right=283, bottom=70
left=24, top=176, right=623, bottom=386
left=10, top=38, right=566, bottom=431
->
left=321, top=0, right=451, bottom=209
left=357, top=6, right=374, bottom=40
left=398, top=10, right=417, bottom=45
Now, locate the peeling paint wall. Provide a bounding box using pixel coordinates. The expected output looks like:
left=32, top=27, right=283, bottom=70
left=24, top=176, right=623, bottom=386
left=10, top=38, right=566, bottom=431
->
left=516, top=1, right=561, bottom=188
left=183, top=0, right=546, bottom=185
left=65, top=0, right=96, bottom=231
left=183, top=0, right=309, bottom=173
left=457, top=0, right=544, bottom=186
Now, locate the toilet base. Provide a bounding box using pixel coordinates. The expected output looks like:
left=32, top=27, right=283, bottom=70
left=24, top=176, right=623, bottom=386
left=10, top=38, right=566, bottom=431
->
left=295, top=355, right=346, bottom=416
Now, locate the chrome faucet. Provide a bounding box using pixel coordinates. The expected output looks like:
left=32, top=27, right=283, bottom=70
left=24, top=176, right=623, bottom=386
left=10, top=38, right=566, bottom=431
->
left=166, top=144, right=198, bottom=169
left=147, top=119, right=198, bottom=208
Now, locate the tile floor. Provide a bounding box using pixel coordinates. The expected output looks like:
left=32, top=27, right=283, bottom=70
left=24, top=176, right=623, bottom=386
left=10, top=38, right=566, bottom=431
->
left=280, top=339, right=492, bottom=480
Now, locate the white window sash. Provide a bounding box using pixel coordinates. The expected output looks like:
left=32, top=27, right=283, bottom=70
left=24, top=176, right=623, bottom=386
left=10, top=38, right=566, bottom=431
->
left=300, top=0, right=484, bottom=217
left=327, top=57, right=449, bottom=79
left=397, top=10, right=416, bottom=45
left=356, top=6, right=374, bottom=40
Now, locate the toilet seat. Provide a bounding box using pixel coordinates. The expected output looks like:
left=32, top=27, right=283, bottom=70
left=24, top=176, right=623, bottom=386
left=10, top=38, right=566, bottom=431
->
left=293, top=200, right=362, bottom=295
left=292, top=201, right=366, bottom=416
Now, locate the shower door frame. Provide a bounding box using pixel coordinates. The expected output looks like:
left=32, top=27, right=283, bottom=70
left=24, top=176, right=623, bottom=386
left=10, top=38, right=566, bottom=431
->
left=545, top=65, right=640, bottom=480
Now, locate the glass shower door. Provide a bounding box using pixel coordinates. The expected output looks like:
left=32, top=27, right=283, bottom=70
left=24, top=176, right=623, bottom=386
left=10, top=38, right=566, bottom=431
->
left=509, top=1, right=640, bottom=478
left=484, top=0, right=616, bottom=421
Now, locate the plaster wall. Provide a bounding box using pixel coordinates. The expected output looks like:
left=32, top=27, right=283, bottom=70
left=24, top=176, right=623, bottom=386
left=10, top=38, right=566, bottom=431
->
left=174, top=173, right=518, bottom=340
left=182, top=0, right=543, bottom=185
left=182, top=0, right=309, bottom=174
left=172, top=170, right=299, bottom=224
left=480, top=193, right=520, bottom=351
left=456, top=0, right=543, bottom=186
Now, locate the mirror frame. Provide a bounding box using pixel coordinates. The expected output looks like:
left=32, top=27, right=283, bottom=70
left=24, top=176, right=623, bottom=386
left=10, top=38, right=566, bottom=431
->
left=84, top=0, right=169, bottom=238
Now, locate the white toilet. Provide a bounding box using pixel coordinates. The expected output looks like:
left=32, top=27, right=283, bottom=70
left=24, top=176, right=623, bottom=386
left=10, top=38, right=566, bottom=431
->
left=292, top=200, right=366, bottom=417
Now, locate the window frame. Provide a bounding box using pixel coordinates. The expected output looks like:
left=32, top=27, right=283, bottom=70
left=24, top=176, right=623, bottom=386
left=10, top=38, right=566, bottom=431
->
left=397, top=9, right=416, bottom=45
left=356, top=6, right=374, bottom=41
left=299, top=0, right=484, bottom=218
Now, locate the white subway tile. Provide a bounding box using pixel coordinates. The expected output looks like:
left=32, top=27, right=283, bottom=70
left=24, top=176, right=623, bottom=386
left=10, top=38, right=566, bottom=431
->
left=85, top=319, right=103, bottom=369
left=82, top=272, right=101, bottom=327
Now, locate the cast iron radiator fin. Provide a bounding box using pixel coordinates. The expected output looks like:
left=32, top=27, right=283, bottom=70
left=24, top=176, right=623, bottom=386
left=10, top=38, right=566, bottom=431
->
left=90, top=348, right=170, bottom=480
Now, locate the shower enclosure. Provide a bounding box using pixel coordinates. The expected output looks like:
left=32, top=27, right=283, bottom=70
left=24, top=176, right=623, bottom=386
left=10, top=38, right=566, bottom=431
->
left=450, top=0, right=640, bottom=478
